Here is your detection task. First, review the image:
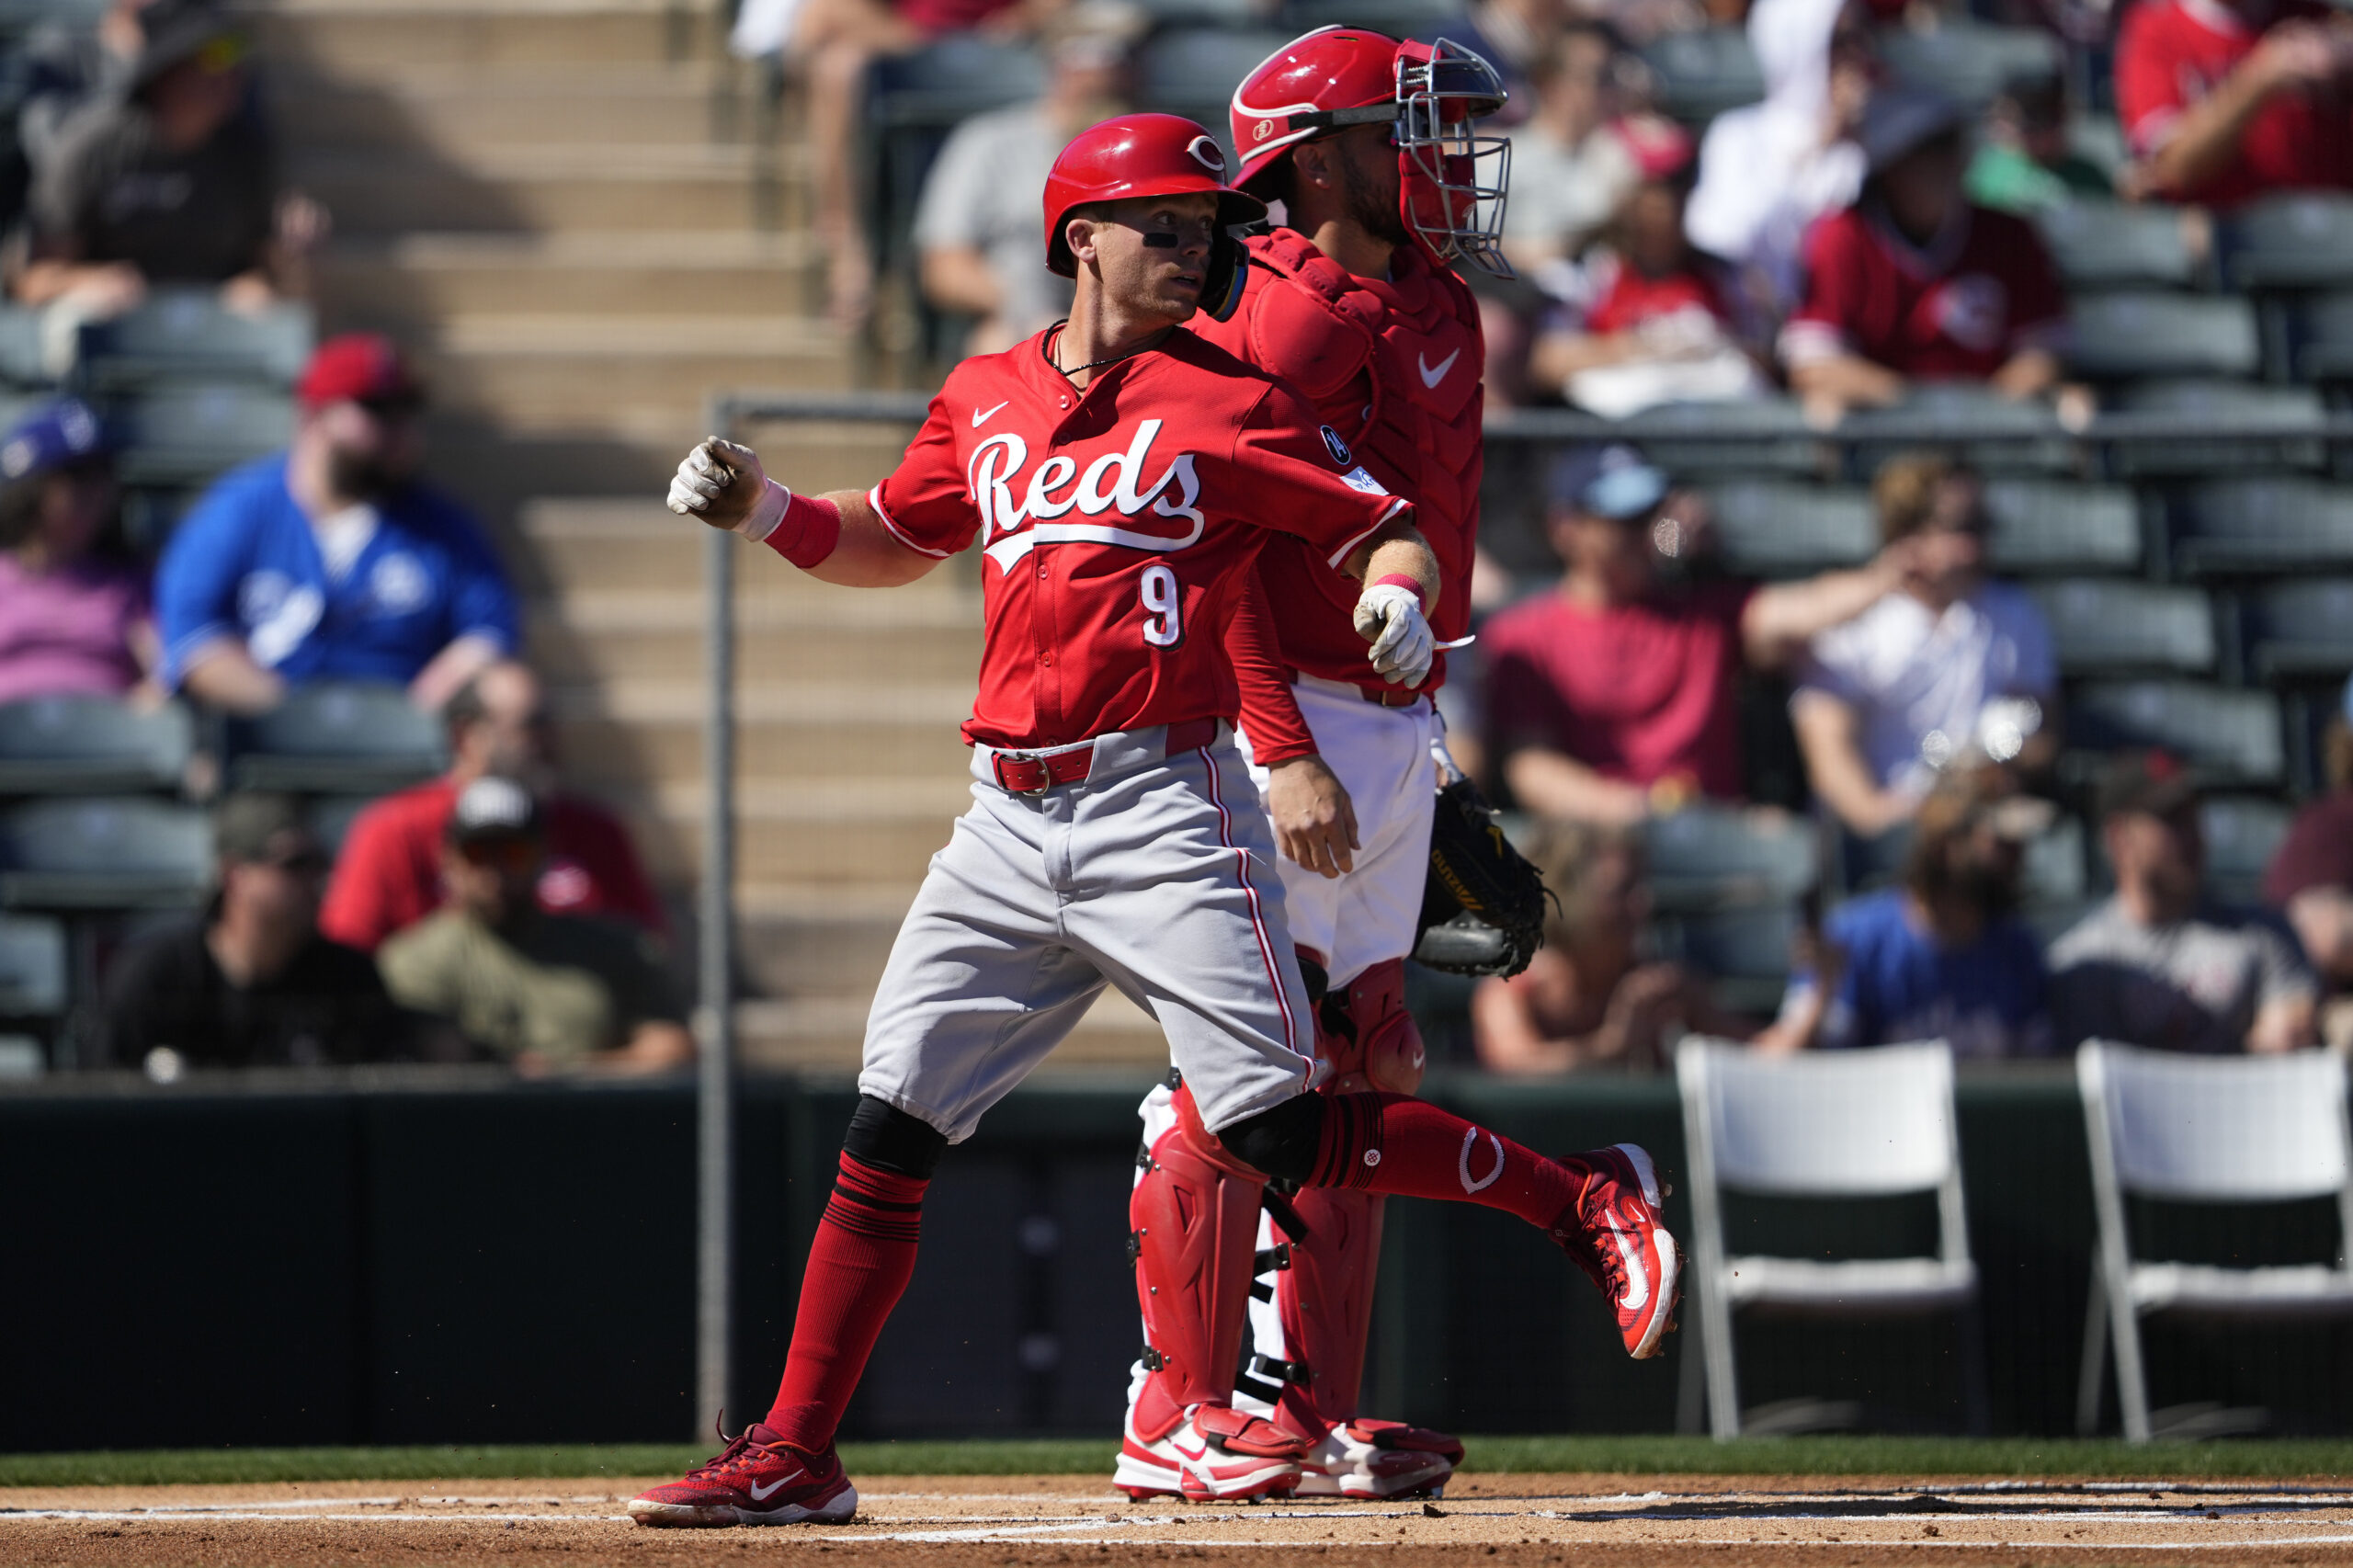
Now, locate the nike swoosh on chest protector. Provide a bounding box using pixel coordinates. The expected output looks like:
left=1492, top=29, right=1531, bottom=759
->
left=1417, top=349, right=1460, bottom=389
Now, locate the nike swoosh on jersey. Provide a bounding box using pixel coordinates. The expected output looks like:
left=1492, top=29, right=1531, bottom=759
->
left=748, top=1471, right=806, bottom=1502
left=972, top=401, right=1010, bottom=426
left=1607, top=1215, right=1649, bottom=1312
left=1417, top=349, right=1461, bottom=389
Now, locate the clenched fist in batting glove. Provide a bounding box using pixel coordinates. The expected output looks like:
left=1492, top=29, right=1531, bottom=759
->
left=668, top=437, right=787, bottom=540
left=1353, top=580, right=1434, bottom=688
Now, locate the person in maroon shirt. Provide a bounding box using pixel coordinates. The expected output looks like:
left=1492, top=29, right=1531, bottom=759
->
left=318, top=659, right=665, bottom=951
left=1483, top=444, right=1935, bottom=826
left=2117, top=0, right=2353, bottom=207
left=1779, top=89, right=2069, bottom=426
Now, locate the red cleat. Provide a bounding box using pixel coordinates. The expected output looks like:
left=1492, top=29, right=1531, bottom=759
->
left=1552, top=1142, right=1682, bottom=1360
left=1114, top=1403, right=1305, bottom=1502
left=627, top=1423, right=858, bottom=1528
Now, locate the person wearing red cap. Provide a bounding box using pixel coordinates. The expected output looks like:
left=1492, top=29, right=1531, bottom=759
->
left=627, top=112, right=1675, bottom=1528
left=153, top=332, right=517, bottom=714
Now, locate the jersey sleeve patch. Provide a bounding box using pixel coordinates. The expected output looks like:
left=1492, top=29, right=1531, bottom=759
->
left=1338, top=465, right=1387, bottom=496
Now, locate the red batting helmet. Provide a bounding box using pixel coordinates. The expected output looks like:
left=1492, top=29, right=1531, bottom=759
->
left=1041, top=112, right=1267, bottom=321
left=1229, top=27, right=1513, bottom=278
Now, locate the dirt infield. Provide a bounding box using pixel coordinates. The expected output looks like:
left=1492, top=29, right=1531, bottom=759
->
left=8, top=1472, right=2353, bottom=1566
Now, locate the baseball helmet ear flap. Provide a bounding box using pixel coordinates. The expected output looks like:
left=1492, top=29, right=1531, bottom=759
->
left=1202, top=226, right=1248, bottom=321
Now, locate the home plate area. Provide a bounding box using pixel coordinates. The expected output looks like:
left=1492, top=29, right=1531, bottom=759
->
left=9, top=1475, right=2353, bottom=1565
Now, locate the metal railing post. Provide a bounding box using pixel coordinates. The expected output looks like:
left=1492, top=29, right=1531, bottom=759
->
left=696, top=398, right=738, bottom=1441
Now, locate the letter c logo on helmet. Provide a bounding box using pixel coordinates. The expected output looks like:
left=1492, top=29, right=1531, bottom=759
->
left=1040, top=113, right=1267, bottom=321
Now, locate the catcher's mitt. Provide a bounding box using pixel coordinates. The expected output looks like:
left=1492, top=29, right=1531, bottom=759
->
left=1413, top=778, right=1552, bottom=978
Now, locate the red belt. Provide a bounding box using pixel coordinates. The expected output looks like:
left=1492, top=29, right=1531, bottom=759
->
left=989, top=717, right=1221, bottom=795
left=1285, top=668, right=1423, bottom=709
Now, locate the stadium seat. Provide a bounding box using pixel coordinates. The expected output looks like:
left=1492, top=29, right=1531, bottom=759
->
left=1879, top=20, right=2060, bottom=110
left=0, top=696, right=192, bottom=795
left=1139, top=0, right=1265, bottom=24
left=308, top=794, right=380, bottom=857
left=225, top=682, right=449, bottom=794
left=0, top=305, right=47, bottom=387
left=2066, top=293, right=2259, bottom=381
left=2067, top=680, right=2285, bottom=784
left=1699, top=480, right=1874, bottom=575
left=1677, top=1040, right=1989, bottom=1439
left=108, top=381, right=293, bottom=487
left=2284, top=290, right=2353, bottom=383
left=74, top=292, right=313, bottom=392
left=1842, top=386, right=2070, bottom=474
left=1654, top=902, right=1798, bottom=1016
left=2034, top=201, right=2202, bottom=291
left=2166, top=477, right=2353, bottom=578
left=1641, top=804, right=1817, bottom=914
left=2028, top=580, right=2215, bottom=675
left=1639, top=28, right=1764, bottom=121
left=1983, top=480, right=2143, bottom=574
left=2217, top=192, right=2353, bottom=290
left=0, top=796, right=210, bottom=910
left=2237, top=577, right=2353, bottom=681
left=2075, top=1044, right=2353, bottom=1442
left=2107, top=381, right=2325, bottom=478
left=2067, top=116, right=2127, bottom=179
left=1135, top=28, right=1296, bottom=129
left=1279, top=0, right=1466, bottom=33
left=0, top=912, right=65, bottom=1017
left=2200, top=795, right=2290, bottom=907
left=868, top=34, right=1045, bottom=129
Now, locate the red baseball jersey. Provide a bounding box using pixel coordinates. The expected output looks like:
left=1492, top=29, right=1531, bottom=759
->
left=870, top=326, right=1410, bottom=751
left=1193, top=233, right=1483, bottom=698
left=2118, top=0, right=2353, bottom=207
left=1780, top=202, right=2067, bottom=382
left=1583, top=252, right=1737, bottom=336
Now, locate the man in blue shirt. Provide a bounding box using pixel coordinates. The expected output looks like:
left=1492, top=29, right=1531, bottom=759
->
left=155, top=333, right=517, bottom=713
left=1758, top=765, right=2053, bottom=1059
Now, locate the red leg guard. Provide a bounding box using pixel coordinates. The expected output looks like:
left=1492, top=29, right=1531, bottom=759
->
left=1319, top=959, right=1426, bottom=1096
left=1270, top=1183, right=1384, bottom=1438
left=1130, top=1085, right=1299, bottom=1457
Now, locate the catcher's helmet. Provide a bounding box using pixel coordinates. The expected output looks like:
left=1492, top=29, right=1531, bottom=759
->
left=1041, top=112, right=1266, bottom=321
left=1229, top=27, right=1513, bottom=278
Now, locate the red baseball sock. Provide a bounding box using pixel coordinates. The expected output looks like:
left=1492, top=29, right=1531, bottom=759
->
left=1308, top=1093, right=1584, bottom=1233
left=764, top=1153, right=926, bottom=1449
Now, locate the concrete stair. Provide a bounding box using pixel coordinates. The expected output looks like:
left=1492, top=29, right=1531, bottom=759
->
left=244, top=0, right=1161, bottom=1077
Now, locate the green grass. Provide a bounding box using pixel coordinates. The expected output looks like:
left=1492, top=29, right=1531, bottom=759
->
left=6, top=1436, right=2353, bottom=1488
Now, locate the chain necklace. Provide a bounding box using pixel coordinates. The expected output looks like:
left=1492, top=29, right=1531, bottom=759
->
left=1048, top=324, right=1170, bottom=382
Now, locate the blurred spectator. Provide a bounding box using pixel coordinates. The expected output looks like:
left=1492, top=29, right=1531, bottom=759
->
left=378, top=777, right=693, bottom=1075
left=1964, top=71, right=2116, bottom=214
left=1501, top=25, right=1640, bottom=278
left=1448, top=0, right=1578, bottom=104
left=1756, top=766, right=2052, bottom=1056
left=1780, top=90, right=2069, bottom=426
left=1686, top=0, right=1873, bottom=319
left=0, top=398, right=158, bottom=705
left=1484, top=445, right=1949, bottom=826
left=1790, top=452, right=2059, bottom=837
left=913, top=2, right=1141, bottom=355
left=18, top=0, right=154, bottom=175
left=1526, top=122, right=1768, bottom=415
left=155, top=334, right=517, bottom=716
left=1472, top=821, right=1749, bottom=1073
left=784, top=0, right=1064, bottom=328
left=2116, top=0, right=2353, bottom=207
left=16, top=0, right=321, bottom=321
left=2051, top=754, right=2316, bottom=1053
left=320, top=661, right=665, bottom=952
left=2264, top=679, right=2353, bottom=1050
left=86, top=792, right=411, bottom=1072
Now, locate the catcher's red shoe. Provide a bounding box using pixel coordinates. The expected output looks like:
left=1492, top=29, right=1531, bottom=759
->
left=1552, top=1142, right=1681, bottom=1360
left=627, top=1423, right=857, bottom=1527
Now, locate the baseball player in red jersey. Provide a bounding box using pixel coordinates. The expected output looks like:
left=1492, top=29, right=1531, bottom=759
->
left=1117, top=29, right=1677, bottom=1505
left=627, top=113, right=1678, bottom=1529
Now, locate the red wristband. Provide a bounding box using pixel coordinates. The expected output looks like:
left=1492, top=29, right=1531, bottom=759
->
left=1373, top=572, right=1427, bottom=609
left=765, top=492, right=842, bottom=569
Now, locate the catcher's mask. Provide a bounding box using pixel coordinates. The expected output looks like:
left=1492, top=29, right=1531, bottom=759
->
left=1041, top=112, right=1265, bottom=322
left=1230, top=28, right=1513, bottom=278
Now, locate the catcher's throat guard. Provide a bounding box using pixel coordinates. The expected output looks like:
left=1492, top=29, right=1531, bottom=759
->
left=1413, top=777, right=1551, bottom=977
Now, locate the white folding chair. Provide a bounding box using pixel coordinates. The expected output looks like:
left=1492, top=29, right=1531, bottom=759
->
left=2075, top=1041, right=2353, bottom=1441
left=1676, top=1039, right=1987, bottom=1439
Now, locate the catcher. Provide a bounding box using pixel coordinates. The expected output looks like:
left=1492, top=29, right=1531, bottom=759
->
left=1119, top=28, right=1659, bottom=1506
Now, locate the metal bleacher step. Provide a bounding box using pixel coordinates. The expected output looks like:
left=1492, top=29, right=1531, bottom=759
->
left=273, top=60, right=755, bottom=153
left=530, top=597, right=977, bottom=685
left=317, top=231, right=820, bottom=322
left=516, top=498, right=946, bottom=595
left=248, top=0, right=716, bottom=72
left=290, top=142, right=808, bottom=235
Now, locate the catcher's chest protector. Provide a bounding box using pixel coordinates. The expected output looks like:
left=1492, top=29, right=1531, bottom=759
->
left=1237, top=231, right=1485, bottom=555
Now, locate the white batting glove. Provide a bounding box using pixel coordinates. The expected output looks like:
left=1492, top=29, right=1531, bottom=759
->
left=667, top=437, right=787, bottom=540
left=1352, top=582, right=1435, bottom=688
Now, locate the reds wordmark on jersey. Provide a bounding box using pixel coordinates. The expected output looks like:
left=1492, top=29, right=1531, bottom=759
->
left=873, top=326, right=1411, bottom=751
